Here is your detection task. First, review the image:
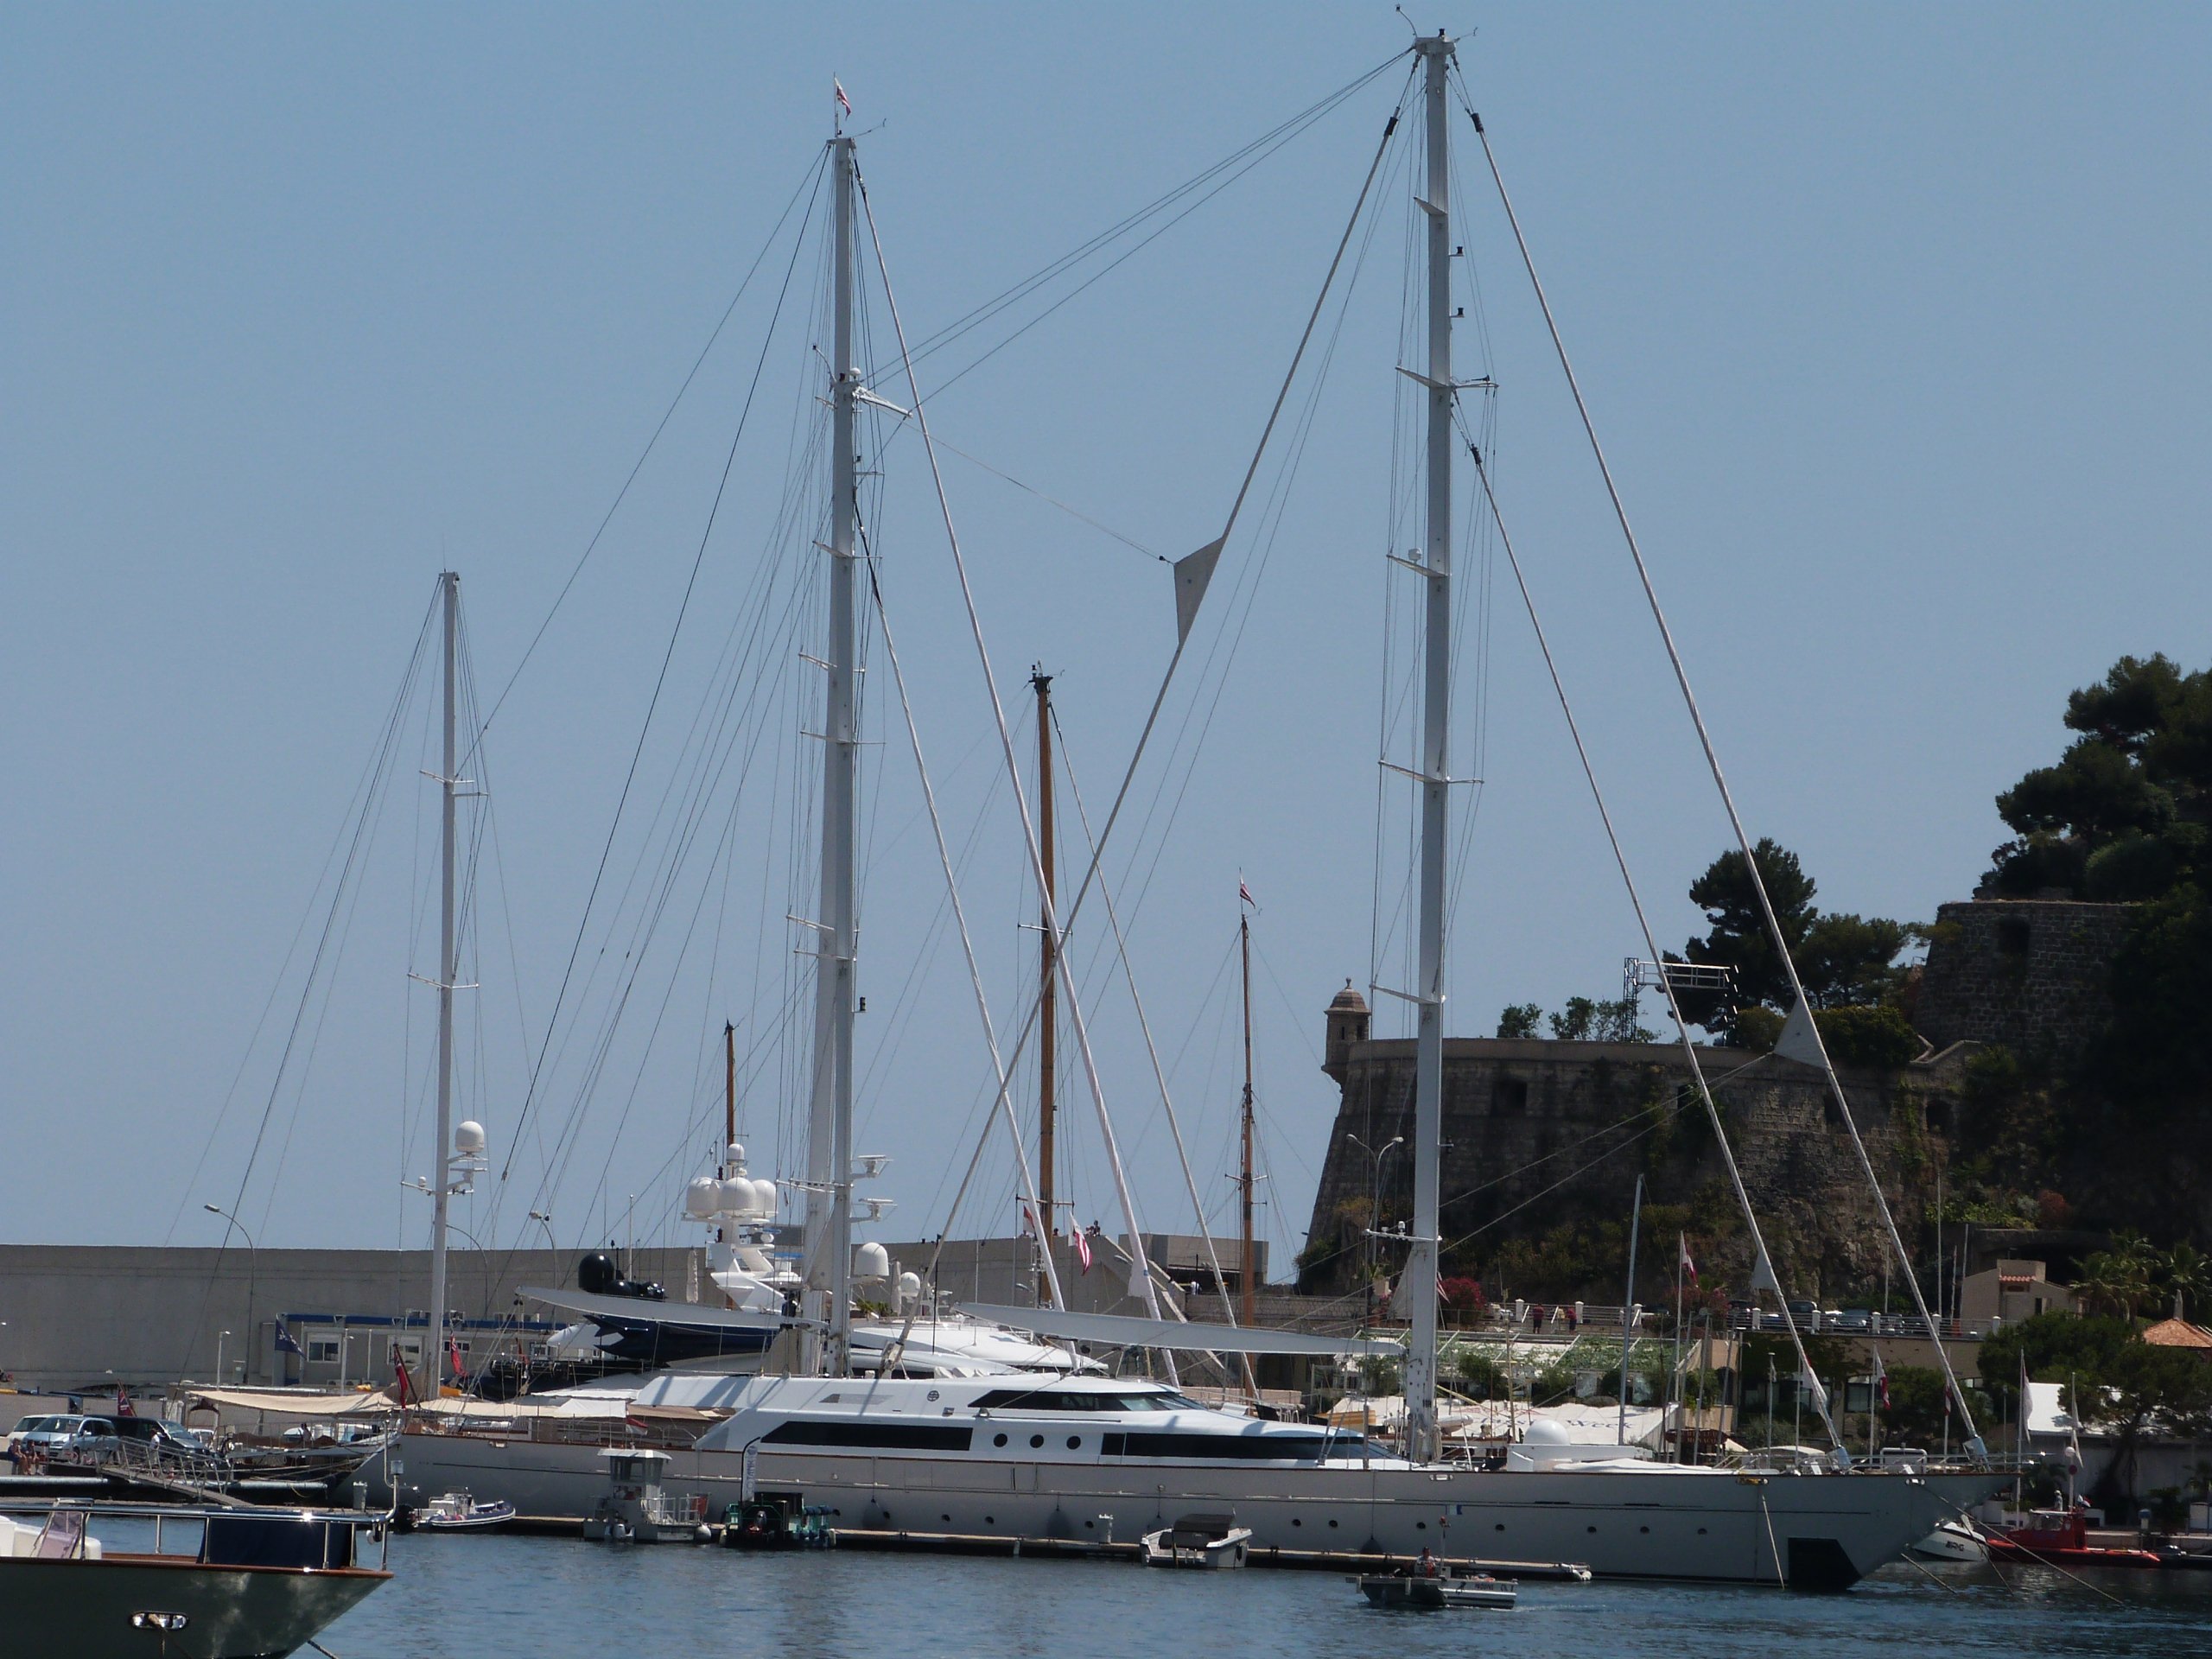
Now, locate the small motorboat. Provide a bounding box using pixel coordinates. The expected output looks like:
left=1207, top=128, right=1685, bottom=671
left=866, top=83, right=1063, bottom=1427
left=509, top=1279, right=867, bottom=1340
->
left=1986, top=1508, right=2163, bottom=1569
left=1910, top=1518, right=1988, bottom=1561
left=412, top=1490, right=516, bottom=1531
left=1357, top=1563, right=1518, bottom=1611
left=1140, top=1513, right=1253, bottom=1570
left=580, top=1449, right=710, bottom=1545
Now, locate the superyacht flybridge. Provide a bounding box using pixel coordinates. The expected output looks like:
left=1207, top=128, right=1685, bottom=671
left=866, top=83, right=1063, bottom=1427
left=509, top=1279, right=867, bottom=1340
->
left=402, top=35, right=2000, bottom=1585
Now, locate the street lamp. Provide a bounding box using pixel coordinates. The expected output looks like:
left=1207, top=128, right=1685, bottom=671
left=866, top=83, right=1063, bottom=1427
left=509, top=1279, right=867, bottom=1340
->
left=214, top=1330, right=231, bottom=1385
left=204, top=1205, right=259, bottom=1383
left=529, top=1211, right=561, bottom=1286
left=1346, top=1135, right=1404, bottom=1308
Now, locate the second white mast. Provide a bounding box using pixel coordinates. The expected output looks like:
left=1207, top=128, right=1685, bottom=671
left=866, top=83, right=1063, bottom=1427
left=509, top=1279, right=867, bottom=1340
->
left=804, top=130, right=862, bottom=1376
left=1403, top=30, right=1456, bottom=1466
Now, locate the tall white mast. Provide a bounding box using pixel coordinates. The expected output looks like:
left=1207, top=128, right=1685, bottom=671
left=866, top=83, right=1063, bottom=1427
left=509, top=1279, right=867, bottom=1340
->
left=804, top=129, right=861, bottom=1376
left=1403, top=31, right=1455, bottom=1465
left=425, top=569, right=459, bottom=1402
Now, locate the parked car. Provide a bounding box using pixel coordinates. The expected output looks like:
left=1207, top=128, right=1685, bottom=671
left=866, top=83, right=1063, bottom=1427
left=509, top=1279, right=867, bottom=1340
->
left=1832, top=1309, right=1874, bottom=1333
left=51, top=1414, right=217, bottom=1469
left=4, top=1414, right=92, bottom=1461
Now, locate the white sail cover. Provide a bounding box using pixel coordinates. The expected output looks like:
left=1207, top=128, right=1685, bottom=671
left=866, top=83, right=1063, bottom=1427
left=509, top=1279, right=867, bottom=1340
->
left=957, top=1302, right=1401, bottom=1357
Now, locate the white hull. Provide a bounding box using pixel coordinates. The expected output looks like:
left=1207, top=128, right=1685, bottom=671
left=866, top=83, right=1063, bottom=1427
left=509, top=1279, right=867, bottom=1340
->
left=396, top=1427, right=1991, bottom=1586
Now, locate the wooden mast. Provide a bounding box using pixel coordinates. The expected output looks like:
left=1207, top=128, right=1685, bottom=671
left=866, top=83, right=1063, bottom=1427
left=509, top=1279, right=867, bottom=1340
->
left=1239, top=906, right=1256, bottom=1328
left=1033, top=669, right=1057, bottom=1284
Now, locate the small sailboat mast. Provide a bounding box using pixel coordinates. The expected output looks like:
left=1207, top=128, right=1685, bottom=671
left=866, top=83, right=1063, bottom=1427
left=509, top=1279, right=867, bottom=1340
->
left=1402, top=30, right=1457, bottom=1466
left=803, top=125, right=862, bottom=1376
left=1238, top=905, right=1255, bottom=1329
left=1033, top=669, right=1058, bottom=1303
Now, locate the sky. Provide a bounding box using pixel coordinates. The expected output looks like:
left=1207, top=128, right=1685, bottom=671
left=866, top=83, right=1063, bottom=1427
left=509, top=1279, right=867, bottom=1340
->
left=3, top=5, right=2208, bottom=1273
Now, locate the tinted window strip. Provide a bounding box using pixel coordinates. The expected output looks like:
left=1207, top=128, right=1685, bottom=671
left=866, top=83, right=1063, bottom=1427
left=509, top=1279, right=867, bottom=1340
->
left=761, top=1421, right=975, bottom=1452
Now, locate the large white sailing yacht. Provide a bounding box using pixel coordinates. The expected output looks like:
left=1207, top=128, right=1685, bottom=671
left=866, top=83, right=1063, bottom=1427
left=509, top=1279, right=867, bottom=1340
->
left=408, top=40, right=2001, bottom=1583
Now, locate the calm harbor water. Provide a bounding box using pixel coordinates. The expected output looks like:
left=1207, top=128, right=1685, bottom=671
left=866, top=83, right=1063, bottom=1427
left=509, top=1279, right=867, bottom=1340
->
left=322, top=1535, right=2212, bottom=1658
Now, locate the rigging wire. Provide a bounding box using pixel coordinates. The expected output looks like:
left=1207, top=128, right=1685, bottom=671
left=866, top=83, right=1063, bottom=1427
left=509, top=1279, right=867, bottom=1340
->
left=490, top=157, right=828, bottom=1244
left=461, top=150, right=830, bottom=771
left=1465, top=95, right=1978, bottom=1455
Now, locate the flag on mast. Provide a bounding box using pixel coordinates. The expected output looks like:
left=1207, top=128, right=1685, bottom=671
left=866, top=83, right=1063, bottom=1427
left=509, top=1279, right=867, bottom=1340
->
left=1678, top=1235, right=1697, bottom=1285
left=1075, top=1224, right=1095, bottom=1274
left=1238, top=879, right=1255, bottom=908
left=1872, top=1349, right=1891, bottom=1412
left=834, top=79, right=852, bottom=118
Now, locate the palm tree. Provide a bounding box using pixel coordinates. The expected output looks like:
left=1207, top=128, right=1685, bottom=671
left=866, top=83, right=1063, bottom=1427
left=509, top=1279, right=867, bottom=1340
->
left=2164, top=1243, right=2212, bottom=1322
left=2076, top=1249, right=2154, bottom=1318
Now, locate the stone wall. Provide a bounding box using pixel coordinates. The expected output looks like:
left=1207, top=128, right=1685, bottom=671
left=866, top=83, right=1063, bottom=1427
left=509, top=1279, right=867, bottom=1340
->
left=1914, top=899, right=2133, bottom=1064
left=1303, top=1037, right=1971, bottom=1305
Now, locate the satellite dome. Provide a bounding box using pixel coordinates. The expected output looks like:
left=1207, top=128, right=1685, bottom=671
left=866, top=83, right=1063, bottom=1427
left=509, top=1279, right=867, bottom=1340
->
left=852, top=1241, right=890, bottom=1282
left=453, top=1121, right=486, bottom=1156
left=751, top=1179, right=779, bottom=1218
left=684, top=1178, right=721, bottom=1221
left=726, top=1141, right=747, bottom=1173
left=1522, top=1416, right=1572, bottom=1445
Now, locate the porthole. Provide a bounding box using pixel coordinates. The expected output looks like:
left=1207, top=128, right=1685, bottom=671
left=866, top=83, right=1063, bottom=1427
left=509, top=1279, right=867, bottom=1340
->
left=986, top=1515, right=995, bottom=1526
left=1292, top=1518, right=1303, bottom=1528
left=1328, top=1519, right=1339, bottom=1529
left=994, top=1433, right=1008, bottom=1447
left=1084, top=1519, right=1096, bottom=1529
left=941, top=1514, right=951, bottom=1523
left=1030, top=1433, right=1045, bottom=1449
left=1494, top=1523, right=1505, bottom=1532
left=1587, top=1525, right=1598, bottom=1534
left=1066, top=1435, right=1081, bottom=1450
left=1640, top=1525, right=1650, bottom=1534
left=1416, top=1521, right=1427, bottom=1531
left=1697, top=1527, right=1708, bottom=1535
left=927, top=1389, right=940, bottom=1402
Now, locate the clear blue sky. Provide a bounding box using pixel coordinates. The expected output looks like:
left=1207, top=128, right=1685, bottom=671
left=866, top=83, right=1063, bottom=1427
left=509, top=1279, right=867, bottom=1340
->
left=4, top=6, right=2207, bottom=1268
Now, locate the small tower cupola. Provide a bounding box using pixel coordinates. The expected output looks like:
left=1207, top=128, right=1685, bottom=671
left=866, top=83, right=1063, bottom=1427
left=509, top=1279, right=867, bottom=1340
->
left=1323, top=980, right=1371, bottom=1082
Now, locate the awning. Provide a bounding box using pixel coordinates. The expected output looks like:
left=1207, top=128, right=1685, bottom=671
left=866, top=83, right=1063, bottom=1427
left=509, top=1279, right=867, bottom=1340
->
left=182, top=1387, right=397, bottom=1418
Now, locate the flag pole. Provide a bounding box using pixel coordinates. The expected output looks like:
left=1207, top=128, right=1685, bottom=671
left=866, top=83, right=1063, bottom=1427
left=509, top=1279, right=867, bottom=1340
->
left=1670, top=1235, right=1685, bottom=1462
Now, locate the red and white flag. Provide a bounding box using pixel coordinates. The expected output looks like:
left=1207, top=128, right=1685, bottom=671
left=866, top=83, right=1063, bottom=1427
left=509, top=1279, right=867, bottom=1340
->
left=448, top=1336, right=466, bottom=1382
left=1075, top=1225, right=1094, bottom=1274
left=1678, top=1234, right=1697, bottom=1285
left=1873, top=1349, right=1891, bottom=1412
left=834, top=79, right=852, bottom=118
left=1238, top=879, right=1255, bottom=908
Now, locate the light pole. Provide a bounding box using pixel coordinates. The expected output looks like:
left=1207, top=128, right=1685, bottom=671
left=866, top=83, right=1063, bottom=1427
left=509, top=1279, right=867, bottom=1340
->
left=1346, top=1135, right=1404, bottom=1311
left=205, top=1205, right=259, bottom=1383
left=214, top=1330, right=231, bottom=1385
left=529, top=1211, right=560, bottom=1287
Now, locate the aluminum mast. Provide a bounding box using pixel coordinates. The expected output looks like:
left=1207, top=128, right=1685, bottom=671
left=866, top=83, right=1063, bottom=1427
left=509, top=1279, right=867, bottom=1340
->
left=1403, top=31, right=1456, bottom=1465
left=425, top=569, right=459, bottom=1403
left=803, top=130, right=862, bottom=1376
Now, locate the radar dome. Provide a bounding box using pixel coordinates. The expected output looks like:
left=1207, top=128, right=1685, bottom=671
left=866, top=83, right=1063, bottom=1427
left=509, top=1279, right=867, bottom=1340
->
left=718, top=1179, right=755, bottom=1217
left=726, top=1141, right=747, bottom=1172
left=852, top=1241, right=890, bottom=1282
left=453, top=1121, right=486, bottom=1156
left=751, top=1179, right=778, bottom=1218
left=1522, top=1417, right=1572, bottom=1445
left=684, top=1178, right=721, bottom=1221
